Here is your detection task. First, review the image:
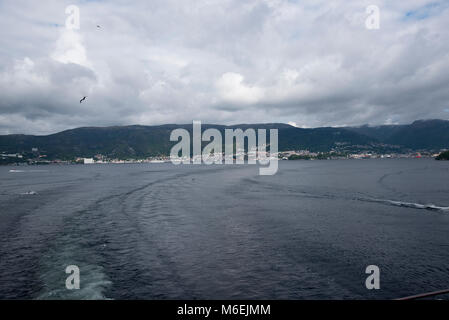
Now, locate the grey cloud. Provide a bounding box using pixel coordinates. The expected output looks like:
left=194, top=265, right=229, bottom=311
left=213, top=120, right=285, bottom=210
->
left=1, top=0, right=449, bottom=134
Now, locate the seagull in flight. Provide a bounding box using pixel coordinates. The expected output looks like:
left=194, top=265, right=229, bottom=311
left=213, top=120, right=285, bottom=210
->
left=80, top=96, right=87, bottom=103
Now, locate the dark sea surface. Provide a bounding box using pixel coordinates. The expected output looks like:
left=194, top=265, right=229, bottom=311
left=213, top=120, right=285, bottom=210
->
left=0, top=159, right=448, bottom=300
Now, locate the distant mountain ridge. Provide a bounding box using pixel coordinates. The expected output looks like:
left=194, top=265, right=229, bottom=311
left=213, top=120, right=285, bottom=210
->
left=346, top=119, right=449, bottom=150
left=1, top=119, right=448, bottom=160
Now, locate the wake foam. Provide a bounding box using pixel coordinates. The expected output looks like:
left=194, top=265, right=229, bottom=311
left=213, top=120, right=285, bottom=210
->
left=366, top=198, right=449, bottom=212
left=20, top=191, right=38, bottom=195
left=9, top=169, right=48, bottom=173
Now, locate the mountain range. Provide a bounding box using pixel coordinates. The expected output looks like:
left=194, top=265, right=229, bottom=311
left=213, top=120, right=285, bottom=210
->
left=1, top=119, right=448, bottom=160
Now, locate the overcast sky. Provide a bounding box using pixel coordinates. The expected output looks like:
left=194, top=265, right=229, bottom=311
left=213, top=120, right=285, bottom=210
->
left=0, top=0, right=448, bottom=134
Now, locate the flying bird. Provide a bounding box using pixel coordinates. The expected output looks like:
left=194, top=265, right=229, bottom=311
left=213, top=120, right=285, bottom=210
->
left=80, top=96, right=87, bottom=103
left=97, top=25, right=101, bottom=28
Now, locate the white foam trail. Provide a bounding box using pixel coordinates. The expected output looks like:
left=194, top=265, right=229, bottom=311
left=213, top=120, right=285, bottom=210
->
left=9, top=169, right=48, bottom=173
left=20, top=191, right=38, bottom=195
left=368, top=198, right=449, bottom=212
left=37, top=273, right=113, bottom=300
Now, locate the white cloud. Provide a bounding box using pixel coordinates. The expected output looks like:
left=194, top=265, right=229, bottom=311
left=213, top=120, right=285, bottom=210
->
left=216, top=72, right=264, bottom=105
left=51, top=29, right=90, bottom=67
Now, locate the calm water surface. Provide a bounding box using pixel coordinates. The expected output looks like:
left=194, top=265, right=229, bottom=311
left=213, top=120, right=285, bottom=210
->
left=0, top=159, right=448, bottom=299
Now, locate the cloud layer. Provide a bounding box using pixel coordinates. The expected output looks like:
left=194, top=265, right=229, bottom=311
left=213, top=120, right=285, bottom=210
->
left=1, top=0, right=449, bottom=134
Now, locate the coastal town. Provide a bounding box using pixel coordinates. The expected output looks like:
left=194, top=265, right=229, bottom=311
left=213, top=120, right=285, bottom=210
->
left=1, top=148, right=446, bottom=165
